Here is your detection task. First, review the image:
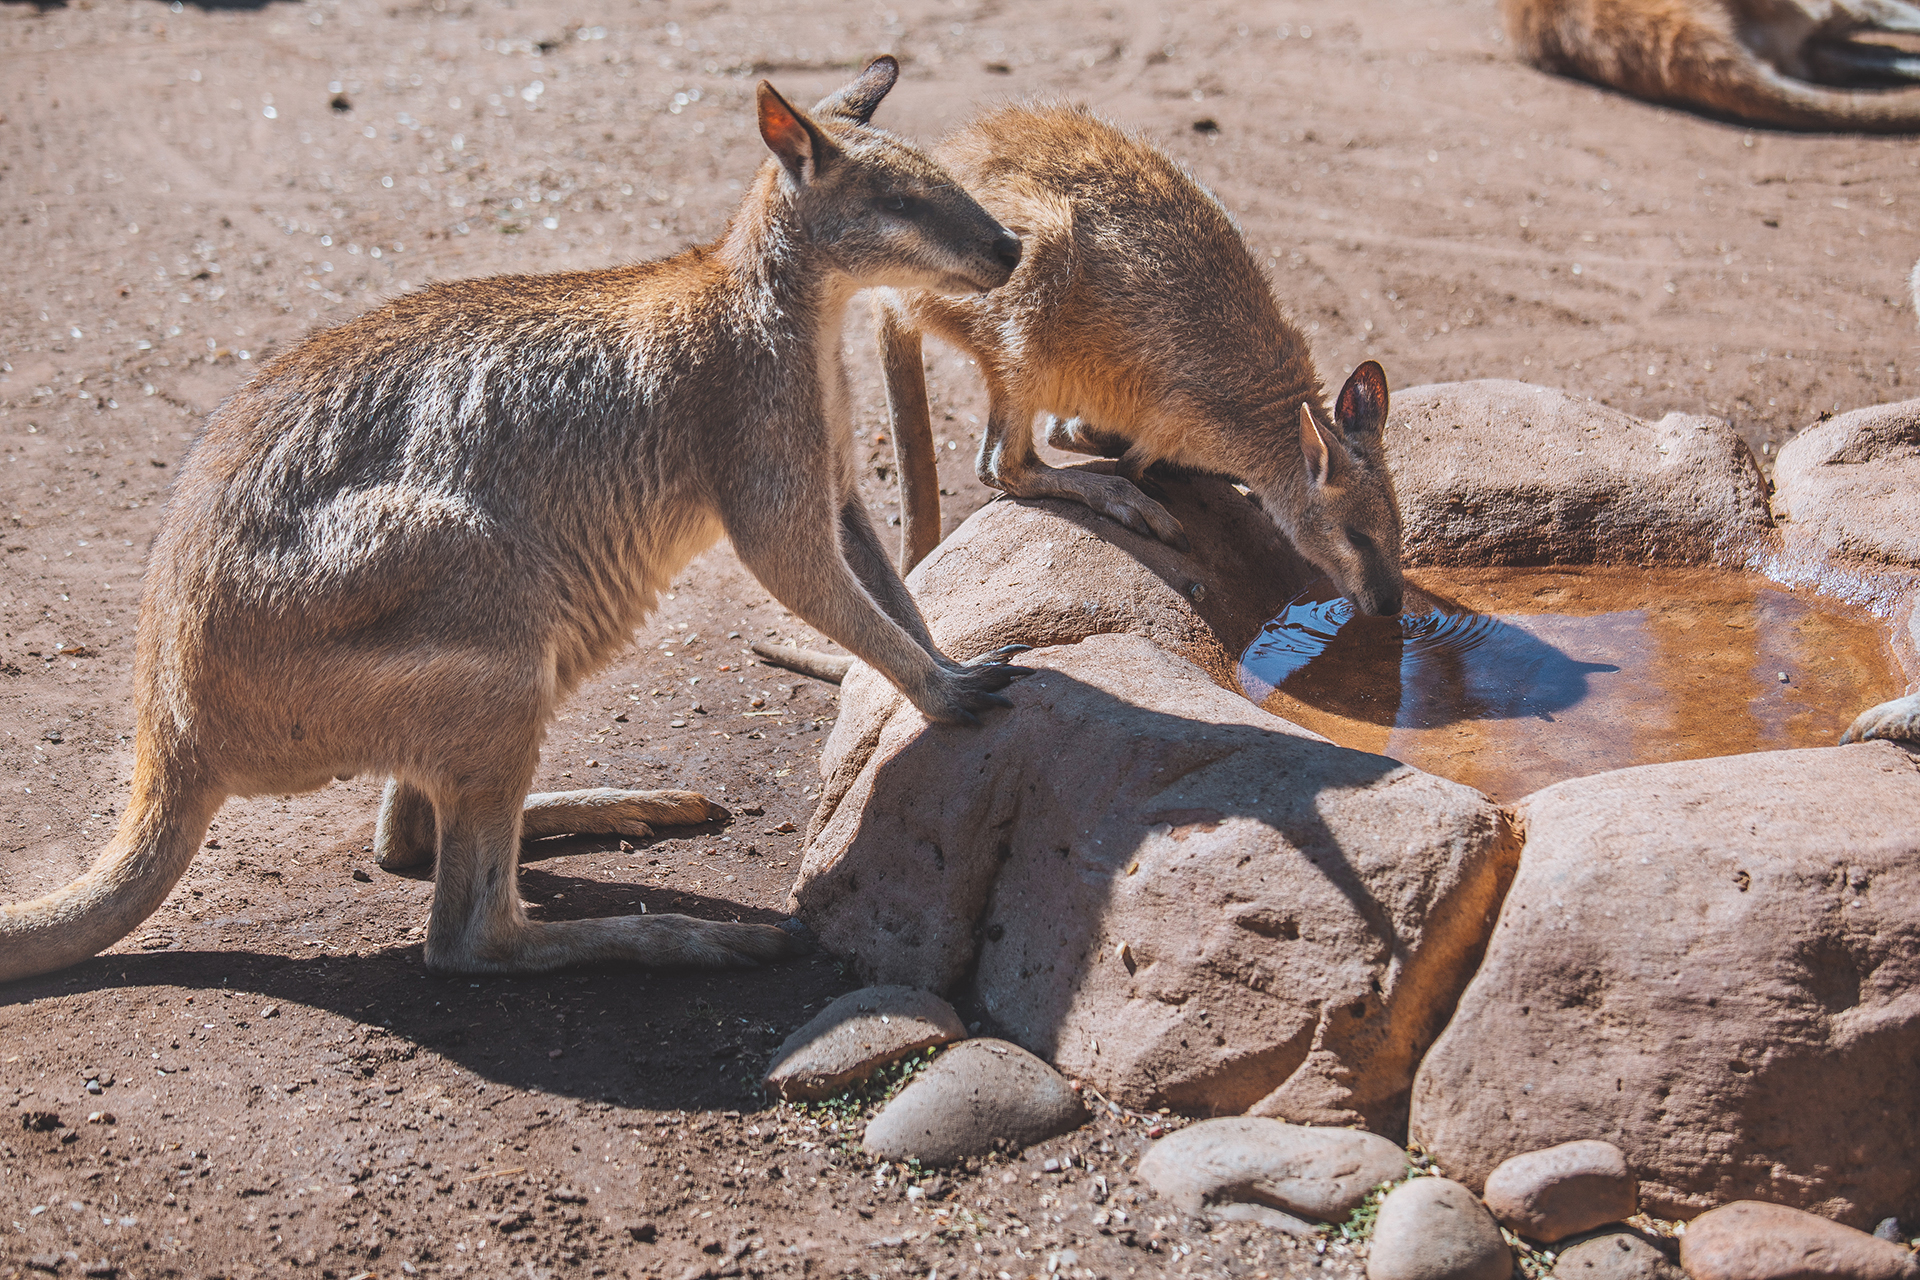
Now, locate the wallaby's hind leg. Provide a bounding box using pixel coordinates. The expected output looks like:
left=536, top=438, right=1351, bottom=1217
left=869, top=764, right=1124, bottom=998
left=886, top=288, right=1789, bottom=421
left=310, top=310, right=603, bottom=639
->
left=876, top=300, right=943, bottom=573
left=1806, top=40, right=1920, bottom=85
left=375, top=778, right=725, bottom=871
left=982, top=392, right=1190, bottom=552
left=423, top=768, right=791, bottom=975
left=1043, top=415, right=1131, bottom=459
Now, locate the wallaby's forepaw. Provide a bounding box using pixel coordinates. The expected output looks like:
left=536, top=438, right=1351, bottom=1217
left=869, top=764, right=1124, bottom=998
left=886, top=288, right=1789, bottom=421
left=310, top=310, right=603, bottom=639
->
left=1841, top=693, right=1920, bottom=745
left=921, top=658, right=1035, bottom=724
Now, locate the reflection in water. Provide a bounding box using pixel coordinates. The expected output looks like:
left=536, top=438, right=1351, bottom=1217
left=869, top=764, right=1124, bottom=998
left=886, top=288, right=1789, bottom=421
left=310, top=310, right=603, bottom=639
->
left=1239, top=567, right=1898, bottom=803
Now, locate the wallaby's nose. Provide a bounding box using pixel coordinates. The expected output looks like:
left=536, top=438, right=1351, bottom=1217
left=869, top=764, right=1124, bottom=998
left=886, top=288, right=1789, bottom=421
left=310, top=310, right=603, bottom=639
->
left=992, top=234, right=1022, bottom=271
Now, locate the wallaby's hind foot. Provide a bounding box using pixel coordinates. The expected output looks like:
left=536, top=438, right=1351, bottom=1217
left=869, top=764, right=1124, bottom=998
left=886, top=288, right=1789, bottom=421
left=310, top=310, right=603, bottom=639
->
left=425, top=913, right=799, bottom=976
left=374, top=779, right=726, bottom=871
left=1010, top=463, right=1190, bottom=552
left=521, top=788, right=726, bottom=841
left=1841, top=693, right=1920, bottom=744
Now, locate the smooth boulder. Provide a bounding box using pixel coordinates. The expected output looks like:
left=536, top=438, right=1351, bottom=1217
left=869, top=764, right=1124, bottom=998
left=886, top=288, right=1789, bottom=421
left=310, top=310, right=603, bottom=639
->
left=1412, top=741, right=1920, bottom=1226
left=860, top=1039, right=1087, bottom=1166
left=1678, top=1201, right=1920, bottom=1280
left=1137, top=1117, right=1408, bottom=1233
left=1381, top=381, right=1771, bottom=568
left=762, top=986, right=966, bottom=1102
left=1551, top=1229, right=1683, bottom=1280
left=1366, top=1177, right=1512, bottom=1280
left=1482, top=1139, right=1636, bottom=1243
left=796, top=633, right=1518, bottom=1132
left=1773, top=398, right=1920, bottom=570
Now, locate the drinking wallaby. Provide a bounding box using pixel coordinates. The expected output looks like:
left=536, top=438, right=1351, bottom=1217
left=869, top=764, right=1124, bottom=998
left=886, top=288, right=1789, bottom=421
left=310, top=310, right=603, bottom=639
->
left=0, top=57, right=1031, bottom=984
left=1503, top=0, right=1920, bottom=131
left=873, top=103, right=1405, bottom=618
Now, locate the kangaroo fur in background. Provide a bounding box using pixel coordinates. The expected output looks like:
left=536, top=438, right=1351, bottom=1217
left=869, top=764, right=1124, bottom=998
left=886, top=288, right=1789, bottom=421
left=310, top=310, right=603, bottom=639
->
left=1504, top=0, right=1920, bottom=131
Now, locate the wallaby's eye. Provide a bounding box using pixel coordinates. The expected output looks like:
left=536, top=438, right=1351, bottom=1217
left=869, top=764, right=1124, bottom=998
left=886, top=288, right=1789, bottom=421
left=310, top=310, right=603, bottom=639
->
left=877, top=194, right=918, bottom=217
left=1345, top=526, right=1377, bottom=555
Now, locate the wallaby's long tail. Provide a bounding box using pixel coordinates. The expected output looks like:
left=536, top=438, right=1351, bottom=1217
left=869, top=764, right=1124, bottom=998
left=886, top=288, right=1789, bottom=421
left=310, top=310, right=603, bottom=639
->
left=0, top=745, right=218, bottom=984
left=750, top=641, right=851, bottom=684
left=1715, top=65, right=1920, bottom=132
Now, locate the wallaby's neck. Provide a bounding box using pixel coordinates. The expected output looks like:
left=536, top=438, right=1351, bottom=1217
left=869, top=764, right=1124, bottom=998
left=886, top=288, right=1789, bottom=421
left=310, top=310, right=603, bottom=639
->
left=715, top=165, right=859, bottom=337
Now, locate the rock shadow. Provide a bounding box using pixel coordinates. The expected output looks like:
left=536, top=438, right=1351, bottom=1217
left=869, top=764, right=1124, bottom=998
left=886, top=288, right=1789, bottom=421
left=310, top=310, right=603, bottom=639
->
left=799, top=635, right=1516, bottom=1134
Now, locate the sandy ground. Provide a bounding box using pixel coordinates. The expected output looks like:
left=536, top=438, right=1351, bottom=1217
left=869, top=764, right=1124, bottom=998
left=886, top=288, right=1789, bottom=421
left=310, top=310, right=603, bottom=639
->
left=3, top=0, right=1916, bottom=1274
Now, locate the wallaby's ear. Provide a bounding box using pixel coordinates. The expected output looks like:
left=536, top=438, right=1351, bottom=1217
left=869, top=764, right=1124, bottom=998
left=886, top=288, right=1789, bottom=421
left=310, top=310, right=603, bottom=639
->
left=1336, top=360, right=1389, bottom=438
left=757, top=81, right=826, bottom=185
left=812, top=54, right=899, bottom=125
left=1300, top=403, right=1343, bottom=488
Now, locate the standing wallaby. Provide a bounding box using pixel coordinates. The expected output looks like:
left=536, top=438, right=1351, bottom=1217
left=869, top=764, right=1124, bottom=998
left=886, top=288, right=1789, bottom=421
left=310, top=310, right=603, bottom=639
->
left=0, top=57, right=1031, bottom=985
left=874, top=103, right=1405, bottom=618
left=1503, top=0, right=1920, bottom=131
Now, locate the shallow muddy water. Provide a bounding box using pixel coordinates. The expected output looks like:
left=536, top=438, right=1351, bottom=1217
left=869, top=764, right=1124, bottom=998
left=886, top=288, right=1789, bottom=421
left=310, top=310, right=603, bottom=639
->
left=1238, top=567, right=1901, bottom=803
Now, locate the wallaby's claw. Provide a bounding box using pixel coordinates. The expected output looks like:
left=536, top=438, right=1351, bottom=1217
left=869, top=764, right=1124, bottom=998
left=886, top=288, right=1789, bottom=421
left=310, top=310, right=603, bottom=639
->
left=1840, top=693, right=1920, bottom=745
left=969, top=643, right=1033, bottom=666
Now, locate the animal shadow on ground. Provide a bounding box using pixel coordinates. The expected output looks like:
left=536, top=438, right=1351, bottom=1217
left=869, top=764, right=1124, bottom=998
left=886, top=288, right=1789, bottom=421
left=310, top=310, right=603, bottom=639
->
left=0, top=852, right=839, bottom=1113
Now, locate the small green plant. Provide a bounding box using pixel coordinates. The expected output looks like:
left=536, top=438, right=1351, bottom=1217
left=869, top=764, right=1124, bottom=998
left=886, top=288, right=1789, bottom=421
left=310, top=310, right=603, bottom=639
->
left=1501, top=1227, right=1556, bottom=1280
left=1322, top=1142, right=1442, bottom=1245
left=787, top=1045, right=942, bottom=1128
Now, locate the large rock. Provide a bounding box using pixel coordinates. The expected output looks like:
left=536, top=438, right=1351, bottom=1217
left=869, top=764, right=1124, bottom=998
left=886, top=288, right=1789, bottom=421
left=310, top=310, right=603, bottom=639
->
left=1137, top=1117, right=1408, bottom=1232
left=1411, top=741, right=1920, bottom=1226
left=1366, top=1177, right=1512, bottom=1280
left=1380, top=381, right=1772, bottom=568
left=1483, top=1139, right=1636, bottom=1243
left=903, top=466, right=1317, bottom=687
left=762, top=986, right=966, bottom=1102
left=1773, top=398, right=1920, bottom=571
left=796, top=632, right=1518, bottom=1133
left=860, top=1038, right=1087, bottom=1166
left=1678, top=1201, right=1920, bottom=1280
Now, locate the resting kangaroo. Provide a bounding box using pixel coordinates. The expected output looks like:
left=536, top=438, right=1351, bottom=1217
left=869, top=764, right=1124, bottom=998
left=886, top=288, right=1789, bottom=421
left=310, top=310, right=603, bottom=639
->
left=0, top=57, right=1030, bottom=984
left=874, top=103, right=1405, bottom=618
left=1503, top=0, right=1920, bottom=131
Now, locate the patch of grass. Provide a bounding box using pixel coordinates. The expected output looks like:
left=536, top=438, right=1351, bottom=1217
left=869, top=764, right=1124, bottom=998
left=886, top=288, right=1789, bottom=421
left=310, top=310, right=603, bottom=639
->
left=784, top=1045, right=943, bottom=1129
left=1501, top=1227, right=1557, bottom=1280
left=1323, top=1142, right=1442, bottom=1245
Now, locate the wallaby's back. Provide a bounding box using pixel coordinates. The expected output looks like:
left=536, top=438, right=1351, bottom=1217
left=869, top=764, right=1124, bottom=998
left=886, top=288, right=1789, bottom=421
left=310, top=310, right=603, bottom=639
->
left=928, top=104, right=1319, bottom=474
left=1505, top=0, right=1920, bottom=131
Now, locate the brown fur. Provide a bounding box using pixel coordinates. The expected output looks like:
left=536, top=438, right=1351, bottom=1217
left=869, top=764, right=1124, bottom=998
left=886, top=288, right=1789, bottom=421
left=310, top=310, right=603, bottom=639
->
left=0, top=58, right=1033, bottom=984
left=1504, top=0, right=1920, bottom=130
left=876, top=103, right=1405, bottom=617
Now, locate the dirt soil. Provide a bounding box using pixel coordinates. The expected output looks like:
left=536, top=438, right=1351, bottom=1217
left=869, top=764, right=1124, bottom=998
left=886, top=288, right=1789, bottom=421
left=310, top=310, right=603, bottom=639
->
left=2, top=0, right=1915, bottom=1275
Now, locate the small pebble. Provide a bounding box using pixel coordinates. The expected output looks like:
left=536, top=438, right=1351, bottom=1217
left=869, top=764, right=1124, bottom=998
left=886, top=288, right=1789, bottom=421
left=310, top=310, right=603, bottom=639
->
left=351, top=867, right=372, bottom=883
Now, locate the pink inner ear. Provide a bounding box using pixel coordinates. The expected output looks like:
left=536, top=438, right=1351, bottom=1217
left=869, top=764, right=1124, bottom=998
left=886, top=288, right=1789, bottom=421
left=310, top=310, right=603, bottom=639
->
left=759, top=94, right=813, bottom=167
